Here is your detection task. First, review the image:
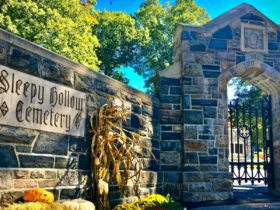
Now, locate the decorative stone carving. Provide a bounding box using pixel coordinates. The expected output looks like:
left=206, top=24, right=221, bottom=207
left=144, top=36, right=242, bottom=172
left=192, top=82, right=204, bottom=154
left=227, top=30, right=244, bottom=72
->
left=241, top=23, right=268, bottom=53
left=244, top=28, right=263, bottom=49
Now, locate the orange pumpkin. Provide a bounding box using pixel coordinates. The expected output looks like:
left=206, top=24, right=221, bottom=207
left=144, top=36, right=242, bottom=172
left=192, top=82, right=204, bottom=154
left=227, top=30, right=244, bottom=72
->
left=23, top=188, right=54, bottom=203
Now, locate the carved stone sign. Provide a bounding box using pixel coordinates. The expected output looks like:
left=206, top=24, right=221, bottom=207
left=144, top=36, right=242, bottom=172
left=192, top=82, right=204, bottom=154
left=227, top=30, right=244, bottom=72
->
left=244, top=28, right=263, bottom=49
left=0, top=65, right=86, bottom=137
left=241, top=23, right=268, bottom=53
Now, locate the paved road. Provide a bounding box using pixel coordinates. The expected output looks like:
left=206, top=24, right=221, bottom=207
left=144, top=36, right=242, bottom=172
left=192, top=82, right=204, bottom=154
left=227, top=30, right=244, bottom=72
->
left=186, top=184, right=280, bottom=210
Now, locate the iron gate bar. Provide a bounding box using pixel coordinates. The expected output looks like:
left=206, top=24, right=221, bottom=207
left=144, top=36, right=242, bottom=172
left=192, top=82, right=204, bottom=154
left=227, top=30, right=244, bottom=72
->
left=228, top=96, right=273, bottom=186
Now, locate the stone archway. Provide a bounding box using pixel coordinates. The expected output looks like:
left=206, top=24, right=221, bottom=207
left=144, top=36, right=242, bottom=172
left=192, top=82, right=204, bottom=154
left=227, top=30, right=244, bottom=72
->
left=219, top=60, right=280, bottom=194
left=158, top=3, right=280, bottom=203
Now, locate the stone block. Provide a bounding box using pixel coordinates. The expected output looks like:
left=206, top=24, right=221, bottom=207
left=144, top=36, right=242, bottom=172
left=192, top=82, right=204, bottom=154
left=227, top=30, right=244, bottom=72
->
left=78, top=154, right=91, bottom=170
left=203, top=71, right=221, bottom=78
left=268, top=42, right=279, bottom=51
left=183, top=172, right=204, bottom=182
left=190, top=182, right=212, bottom=192
left=30, top=170, right=45, bottom=179
left=60, top=188, right=84, bottom=199
left=0, top=145, right=18, bottom=167
left=45, top=170, right=57, bottom=179
left=192, top=99, right=217, bottom=106
left=38, top=179, right=58, bottom=188
left=209, top=39, right=227, bottom=50
left=161, top=125, right=172, bottom=131
left=69, top=136, right=89, bottom=153
left=19, top=155, right=54, bottom=168
left=33, top=133, right=68, bottom=155
left=236, top=55, right=245, bottom=64
left=213, top=25, right=233, bottom=39
left=14, top=179, right=38, bottom=188
left=184, top=125, right=197, bottom=139
left=164, top=171, right=181, bottom=183
left=185, top=85, right=207, bottom=95
left=190, top=44, right=206, bottom=52
left=0, top=40, right=6, bottom=64
left=212, top=179, right=232, bottom=192
left=218, top=159, right=229, bottom=171
left=7, top=47, right=39, bottom=75
left=184, top=140, right=207, bottom=152
left=74, top=72, right=95, bottom=93
left=183, top=77, right=192, bottom=85
left=161, top=132, right=181, bottom=140
left=216, top=51, right=235, bottom=62
left=160, top=78, right=180, bottom=86
left=96, top=80, right=119, bottom=96
left=0, top=170, right=13, bottom=189
left=208, top=148, right=218, bottom=155
left=13, top=170, right=29, bottom=179
left=183, top=95, right=190, bottom=109
left=184, top=64, right=203, bottom=77
left=161, top=141, right=181, bottom=151
left=163, top=183, right=181, bottom=200
left=55, top=157, right=78, bottom=169
left=199, top=156, right=217, bottom=164
left=203, top=107, right=217, bottom=118
left=170, top=87, right=181, bottom=95
left=142, top=105, right=153, bottom=116
left=40, top=58, right=74, bottom=86
left=159, top=86, right=169, bottom=94
left=57, top=170, right=79, bottom=186
left=181, top=30, right=197, bottom=40
left=199, top=135, right=215, bottom=140
left=202, top=65, right=220, bottom=71
left=184, top=152, right=198, bottom=164
left=184, top=110, right=203, bottom=124
left=198, top=125, right=214, bottom=135
left=0, top=126, right=37, bottom=144
left=160, top=110, right=182, bottom=124
left=160, top=95, right=180, bottom=104
left=16, top=145, right=31, bottom=153
left=160, top=151, right=180, bottom=166
left=278, top=31, right=280, bottom=42
left=216, top=135, right=228, bottom=147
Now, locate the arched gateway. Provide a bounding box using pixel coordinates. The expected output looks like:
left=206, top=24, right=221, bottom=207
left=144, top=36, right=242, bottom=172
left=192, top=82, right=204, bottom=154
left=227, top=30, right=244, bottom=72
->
left=158, top=3, right=280, bottom=202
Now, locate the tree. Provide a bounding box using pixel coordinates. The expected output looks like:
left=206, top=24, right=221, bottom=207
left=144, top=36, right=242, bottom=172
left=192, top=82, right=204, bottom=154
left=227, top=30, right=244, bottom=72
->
left=0, top=0, right=100, bottom=70
left=92, top=11, right=148, bottom=83
left=135, top=0, right=209, bottom=94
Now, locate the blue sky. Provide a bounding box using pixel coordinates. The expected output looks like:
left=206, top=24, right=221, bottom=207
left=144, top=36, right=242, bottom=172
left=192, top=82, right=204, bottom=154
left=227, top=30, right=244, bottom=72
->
left=96, top=0, right=280, bottom=95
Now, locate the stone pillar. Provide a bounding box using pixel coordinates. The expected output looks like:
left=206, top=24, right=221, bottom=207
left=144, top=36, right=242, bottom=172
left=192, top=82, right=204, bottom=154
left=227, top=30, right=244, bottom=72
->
left=271, top=92, right=280, bottom=193
left=159, top=76, right=183, bottom=200
left=181, top=62, right=232, bottom=202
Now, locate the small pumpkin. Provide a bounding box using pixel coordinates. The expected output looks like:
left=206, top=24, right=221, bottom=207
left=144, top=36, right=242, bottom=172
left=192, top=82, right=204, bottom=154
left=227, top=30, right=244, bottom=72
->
left=59, top=199, right=95, bottom=210
left=23, top=188, right=54, bottom=203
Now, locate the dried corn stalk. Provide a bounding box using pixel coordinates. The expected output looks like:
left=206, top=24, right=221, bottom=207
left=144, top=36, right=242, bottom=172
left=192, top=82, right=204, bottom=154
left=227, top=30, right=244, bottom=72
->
left=90, top=96, right=155, bottom=210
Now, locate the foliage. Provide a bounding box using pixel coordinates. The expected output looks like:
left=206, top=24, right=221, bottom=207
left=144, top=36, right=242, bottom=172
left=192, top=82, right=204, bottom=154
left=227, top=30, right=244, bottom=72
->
left=113, top=194, right=183, bottom=210
left=23, top=188, right=54, bottom=203
left=228, top=77, right=266, bottom=148
left=0, top=0, right=100, bottom=70
left=90, top=96, right=155, bottom=210
left=135, top=0, right=210, bottom=94
left=228, top=78, right=263, bottom=104
left=92, top=11, right=149, bottom=83
left=5, top=202, right=64, bottom=210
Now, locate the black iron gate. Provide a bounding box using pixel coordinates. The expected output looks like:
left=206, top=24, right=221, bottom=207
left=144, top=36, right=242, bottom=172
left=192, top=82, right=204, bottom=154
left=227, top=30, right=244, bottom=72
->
left=228, top=96, right=274, bottom=186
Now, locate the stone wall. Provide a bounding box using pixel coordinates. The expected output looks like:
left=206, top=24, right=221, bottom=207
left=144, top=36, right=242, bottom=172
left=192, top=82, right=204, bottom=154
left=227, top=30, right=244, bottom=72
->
left=159, top=3, right=280, bottom=202
left=0, top=28, right=161, bottom=205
